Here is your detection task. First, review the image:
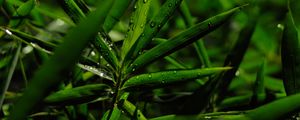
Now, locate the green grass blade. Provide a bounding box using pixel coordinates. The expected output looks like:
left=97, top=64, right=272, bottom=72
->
left=122, top=67, right=230, bottom=91
left=57, top=0, right=86, bottom=23
left=179, top=0, right=211, bottom=67
left=103, top=0, right=131, bottom=32
left=121, top=0, right=152, bottom=60
left=216, top=6, right=258, bottom=101
left=102, top=107, right=121, bottom=120
left=8, top=1, right=112, bottom=119
left=5, top=28, right=57, bottom=50
left=58, top=0, right=119, bottom=69
left=44, top=84, right=110, bottom=105
left=0, top=44, right=21, bottom=108
left=281, top=11, right=300, bottom=95
left=246, top=93, right=300, bottom=120
left=9, top=0, right=35, bottom=28
left=123, top=0, right=183, bottom=65
left=118, top=100, right=147, bottom=120
left=250, top=61, right=266, bottom=104
left=126, top=6, right=242, bottom=74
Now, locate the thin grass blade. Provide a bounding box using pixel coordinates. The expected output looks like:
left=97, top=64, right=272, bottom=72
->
left=118, top=99, right=147, bottom=120
left=44, top=84, right=110, bottom=105
left=126, top=6, right=242, bottom=74
left=123, top=0, right=183, bottom=66
left=122, top=67, right=230, bottom=90
left=0, top=44, right=21, bottom=108
left=121, top=0, right=152, bottom=60
left=103, top=0, right=132, bottom=32
left=281, top=11, right=300, bottom=95
left=8, top=1, right=112, bottom=119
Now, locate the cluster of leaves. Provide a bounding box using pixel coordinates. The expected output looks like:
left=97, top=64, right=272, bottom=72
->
left=1, top=0, right=300, bottom=120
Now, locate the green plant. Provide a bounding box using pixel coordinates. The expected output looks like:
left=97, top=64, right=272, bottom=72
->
left=1, top=0, right=300, bottom=120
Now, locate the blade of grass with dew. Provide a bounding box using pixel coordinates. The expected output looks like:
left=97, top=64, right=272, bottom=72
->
left=118, top=99, right=147, bottom=120
left=121, top=0, right=152, bottom=61
left=44, top=84, right=110, bottom=105
left=126, top=6, right=242, bottom=74
left=0, top=44, right=21, bottom=108
left=103, top=0, right=131, bottom=32
left=74, top=0, right=90, bottom=14
left=123, top=0, right=183, bottom=65
left=58, top=0, right=119, bottom=69
left=8, top=1, right=113, bottom=119
left=281, top=11, right=300, bottom=95
left=216, top=5, right=259, bottom=102
left=122, top=67, right=230, bottom=91
left=5, top=28, right=57, bottom=50
left=179, top=0, right=211, bottom=67
left=9, top=0, right=35, bottom=28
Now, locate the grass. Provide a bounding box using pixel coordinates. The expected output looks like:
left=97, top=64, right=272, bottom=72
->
left=0, top=0, right=300, bottom=120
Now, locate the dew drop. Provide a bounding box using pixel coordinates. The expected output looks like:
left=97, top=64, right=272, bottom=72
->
left=150, top=21, right=155, bottom=28
left=148, top=74, right=152, bottom=78
left=140, top=24, right=144, bottom=28
left=158, top=24, right=161, bottom=28
left=134, top=5, right=137, bottom=10
left=173, top=71, right=177, bottom=74
left=235, top=70, right=240, bottom=76
left=168, top=3, right=172, bottom=7
left=132, top=68, right=136, bottom=72
left=143, top=0, right=147, bottom=3
left=106, top=64, right=110, bottom=67
left=100, top=72, right=104, bottom=77
left=5, top=29, right=12, bottom=35
left=161, top=80, right=166, bottom=84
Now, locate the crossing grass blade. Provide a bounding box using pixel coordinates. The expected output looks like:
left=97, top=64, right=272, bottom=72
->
left=58, top=0, right=119, bottom=69
left=0, top=44, right=21, bottom=108
left=8, top=1, right=112, bottom=119
left=126, top=6, right=242, bottom=74
left=118, top=99, right=147, bottom=120
left=123, top=0, right=183, bottom=66
left=121, top=0, right=152, bottom=61
left=122, top=67, right=231, bottom=91
left=44, top=84, right=110, bottom=105
left=9, top=0, right=35, bottom=28
left=216, top=6, right=258, bottom=101
left=250, top=60, right=266, bottom=105
left=179, top=0, right=211, bottom=67
left=103, top=0, right=132, bottom=32
left=281, top=11, right=300, bottom=95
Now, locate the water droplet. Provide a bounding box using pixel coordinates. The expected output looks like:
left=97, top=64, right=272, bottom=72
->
left=150, top=21, right=155, bottom=28
left=5, top=29, right=12, bottom=35
left=141, top=33, right=145, bottom=37
left=277, top=24, right=284, bottom=30
left=208, top=22, right=212, bottom=28
left=158, top=24, right=161, bottom=28
left=168, top=3, right=172, bottom=7
left=91, top=51, right=96, bottom=56
left=173, top=71, right=177, bottom=74
left=132, top=68, right=136, bottom=72
left=134, top=5, right=137, bottom=10
left=235, top=70, right=240, bottom=76
left=100, top=55, right=103, bottom=59
left=161, top=80, right=166, bottom=84
left=148, top=74, right=152, bottom=78
left=100, top=72, right=104, bottom=77
left=143, top=0, right=147, bottom=3
left=108, top=47, right=112, bottom=51
left=106, top=64, right=110, bottom=67
left=140, top=24, right=144, bottom=28
left=138, top=51, right=142, bottom=55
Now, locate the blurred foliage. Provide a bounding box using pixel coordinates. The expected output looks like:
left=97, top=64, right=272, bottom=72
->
left=0, top=0, right=300, bottom=120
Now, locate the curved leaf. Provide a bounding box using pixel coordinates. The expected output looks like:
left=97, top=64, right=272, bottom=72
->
left=126, top=6, right=242, bottom=74
left=122, top=67, right=231, bottom=90
left=44, top=84, right=110, bottom=105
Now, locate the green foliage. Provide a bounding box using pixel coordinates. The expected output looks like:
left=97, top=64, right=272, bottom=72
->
left=0, top=0, right=299, bottom=120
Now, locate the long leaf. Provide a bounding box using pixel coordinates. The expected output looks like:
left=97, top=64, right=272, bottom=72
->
left=122, top=67, right=230, bottom=90
left=103, top=0, right=132, bottom=32
left=126, top=6, right=242, bottom=74
left=123, top=0, right=183, bottom=65
left=8, top=1, right=113, bottom=119
left=118, top=100, right=147, bottom=120
left=44, top=84, right=110, bottom=105
left=281, top=11, right=300, bottom=95
left=121, top=0, right=152, bottom=60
